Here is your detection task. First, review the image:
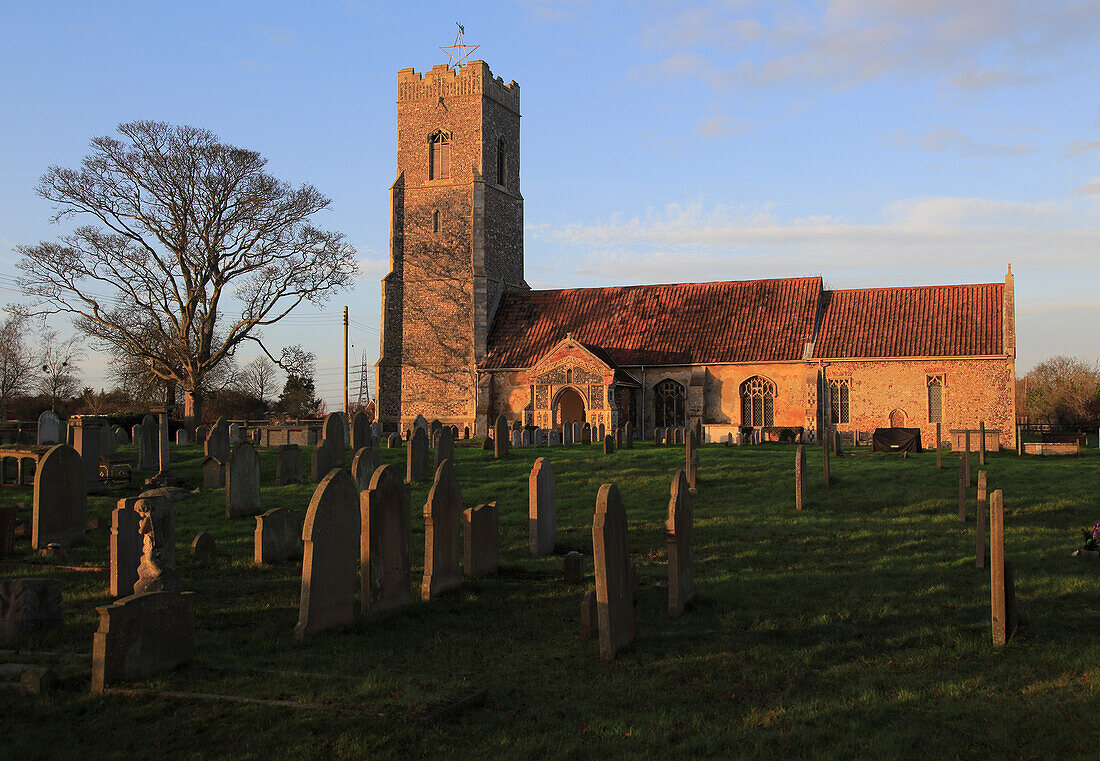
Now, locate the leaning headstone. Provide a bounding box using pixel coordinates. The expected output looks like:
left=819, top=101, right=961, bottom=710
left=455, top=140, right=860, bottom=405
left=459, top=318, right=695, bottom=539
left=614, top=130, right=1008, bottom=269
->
left=253, top=508, right=303, bottom=564
left=133, top=495, right=178, bottom=594
left=351, top=446, right=381, bottom=492
left=37, top=411, right=60, bottom=445
left=494, top=415, right=510, bottom=459
left=625, top=422, right=634, bottom=448
left=989, top=489, right=1017, bottom=646
left=976, top=470, right=988, bottom=570
left=91, top=591, right=195, bottom=693
left=421, top=459, right=463, bottom=600
left=434, top=426, right=454, bottom=471
left=205, top=416, right=230, bottom=464
left=407, top=427, right=430, bottom=483
left=226, top=442, right=262, bottom=518
left=666, top=470, right=695, bottom=617
left=685, top=428, right=698, bottom=493
left=350, top=412, right=370, bottom=451
left=190, top=531, right=215, bottom=557
left=564, top=551, right=584, bottom=583
left=0, top=579, right=62, bottom=644
left=795, top=445, right=807, bottom=511
left=275, top=444, right=302, bottom=486
left=110, top=498, right=141, bottom=598
left=603, top=434, right=615, bottom=454
left=294, top=470, right=359, bottom=639
left=463, top=503, right=499, bottom=579
left=529, top=458, right=556, bottom=556
left=32, top=444, right=86, bottom=549
left=361, top=464, right=411, bottom=619
left=202, top=456, right=225, bottom=489
left=593, top=483, right=633, bottom=660
left=138, top=414, right=157, bottom=470
left=175, top=429, right=189, bottom=445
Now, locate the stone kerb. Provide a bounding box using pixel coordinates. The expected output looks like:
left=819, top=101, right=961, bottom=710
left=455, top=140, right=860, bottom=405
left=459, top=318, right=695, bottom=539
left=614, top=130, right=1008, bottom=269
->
left=421, top=459, right=463, bottom=600
left=91, top=591, right=195, bottom=693
left=593, top=483, right=634, bottom=660
left=666, top=470, right=695, bottom=617
left=407, top=427, right=430, bottom=483
left=294, top=470, right=360, bottom=639
left=32, top=444, right=87, bottom=549
left=529, top=458, right=556, bottom=556
left=463, top=503, right=499, bottom=578
left=352, top=447, right=381, bottom=492
left=434, top=426, right=454, bottom=471
left=254, top=508, right=303, bottom=564
left=226, top=442, right=262, bottom=519
left=361, top=464, right=411, bottom=619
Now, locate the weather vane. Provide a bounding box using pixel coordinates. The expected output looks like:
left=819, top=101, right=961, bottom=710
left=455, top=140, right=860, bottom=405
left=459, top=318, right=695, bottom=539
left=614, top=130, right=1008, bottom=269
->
left=440, top=22, right=478, bottom=68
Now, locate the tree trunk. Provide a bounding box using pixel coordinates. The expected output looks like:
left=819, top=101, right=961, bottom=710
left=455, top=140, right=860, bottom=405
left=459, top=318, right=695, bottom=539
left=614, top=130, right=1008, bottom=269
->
left=184, top=389, right=203, bottom=429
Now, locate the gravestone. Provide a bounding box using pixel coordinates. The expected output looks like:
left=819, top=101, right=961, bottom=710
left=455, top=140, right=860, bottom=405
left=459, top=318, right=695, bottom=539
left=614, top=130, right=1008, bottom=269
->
left=156, top=411, right=170, bottom=475
left=511, top=429, right=522, bottom=449
left=387, top=432, right=401, bottom=448
left=205, top=417, right=230, bottom=464
left=463, top=503, right=499, bottom=578
left=133, top=495, right=178, bottom=594
left=422, top=459, right=462, bottom=600
left=494, top=415, right=510, bottom=459
left=226, top=442, right=262, bottom=518
left=275, top=444, right=302, bottom=486
left=481, top=437, right=494, bottom=451
left=228, top=423, right=241, bottom=445
left=593, top=483, right=633, bottom=660
left=549, top=429, right=560, bottom=446
left=138, top=414, right=158, bottom=470
left=0, top=579, right=62, bottom=644
left=581, top=590, right=598, bottom=638
left=175, top=429, right=189, bottom=445
left=795, top=445, right=807, bottom=511
left=190, top=531, right=215, bottom=557
left=131, top=424, right=142, bottom=445
left=311, top=436, right=341, bottom=483
left=203, top=453, right=226, bottom=488
left=512, top=420, right=522, bottom=432
left=563, top=424, right=573, bottom=446
left=603, top=434, right=614, bottom=454
left=100, top=423, right=117, bottom=458
left=581, top=423, right=591, bottom=445
left=32, top=444, right=86, bottom=549
left=253, top=508, right=302, bottom=564
left=407, top=427, right=430, bottom=483
left=352, top=446, right=381, bottom=492
left=625, top=422, right=633, bottom=448
left=614, top=427, right=623, bottom=449
left=598, top=423, right=606, bottom=441
left=71, top=416, right=105, bottom=485
left=361, top=464, right=411, bottom=619
left=37, top=411, right=60, bottom=445
left=294, top=470, right=359, bottom=639
left=521, top=429, right=531, bottom=447
left=653, top=428, right=661, bottom=445
left=110, top=498, right=141, bottom=597
left=351, top=411, right=370, bottom=451
left=685, top=427, right=698, bottom=493
left=572, top=422, right=582, bottom=445
left=91, top=591, right=195, bottom=693
left=195, top=425, right=208, bottom=446
left=666, top=470, right=695, bottom=617
left=323, top=413, right=347, bottom=463
left=113, top=425, right=130, bottom=445
left=434, top=426, right=454, bottom=471
left=564, top=551, right=584, bottom=583
left=529, top=458, right=556, bottom=556
left=976, top=470, right=988, bottom=570
left=430, top=419, right=443, bottom=440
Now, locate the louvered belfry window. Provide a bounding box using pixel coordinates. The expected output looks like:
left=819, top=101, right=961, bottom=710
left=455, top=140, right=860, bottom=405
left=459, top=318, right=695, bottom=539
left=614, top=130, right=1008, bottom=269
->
left=829, top=379, right=850, bottom=424
left=429, top=132, right=450, bottom=180
left=740, top=376, right=776, bottom=427
left=927, top=376, right=944, bottom=423
left=653, top=379, right=685, bottom=429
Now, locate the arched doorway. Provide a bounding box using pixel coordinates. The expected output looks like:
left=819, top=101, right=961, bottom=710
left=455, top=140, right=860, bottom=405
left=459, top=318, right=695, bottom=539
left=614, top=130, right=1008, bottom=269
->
left=555, top=387, right=586, bottom=431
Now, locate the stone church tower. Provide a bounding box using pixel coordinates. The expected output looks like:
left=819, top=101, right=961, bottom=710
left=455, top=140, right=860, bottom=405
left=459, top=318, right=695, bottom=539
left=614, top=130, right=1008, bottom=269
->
left=376, top=61, right=526, bottom=433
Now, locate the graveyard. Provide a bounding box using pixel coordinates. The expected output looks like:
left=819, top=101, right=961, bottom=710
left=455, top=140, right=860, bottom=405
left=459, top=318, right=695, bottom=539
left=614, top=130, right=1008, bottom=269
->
left=2, top=432, right=1098, bottom=760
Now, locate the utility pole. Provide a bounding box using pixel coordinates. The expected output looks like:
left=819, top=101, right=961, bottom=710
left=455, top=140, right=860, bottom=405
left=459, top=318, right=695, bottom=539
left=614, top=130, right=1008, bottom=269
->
left=343, top=305, right=349, bottom=414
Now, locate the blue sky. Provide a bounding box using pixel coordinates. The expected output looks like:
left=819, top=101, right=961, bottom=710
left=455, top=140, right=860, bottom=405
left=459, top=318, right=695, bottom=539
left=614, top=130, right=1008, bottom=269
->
left=2, top=0, right=1099, bottom=408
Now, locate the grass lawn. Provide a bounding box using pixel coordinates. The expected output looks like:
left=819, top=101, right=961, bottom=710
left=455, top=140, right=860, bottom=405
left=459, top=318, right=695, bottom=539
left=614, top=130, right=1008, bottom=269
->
left=1, top=437, right=1098, bottom=760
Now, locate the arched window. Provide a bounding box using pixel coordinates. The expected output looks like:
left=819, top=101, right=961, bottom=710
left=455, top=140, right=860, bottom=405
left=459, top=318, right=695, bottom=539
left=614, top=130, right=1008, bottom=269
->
left=432, top=209, right=440, bottom=233
left=829, top=378, right=850, bottom=424
left=496, top=137, right=507, bottom=186
left=740, top=376, right=776, bottom=427
left=927, top=375, right=944, bottom=423
left=653, top=379, right=685, bottom=429
left=429, top=131, right=450, bottom=180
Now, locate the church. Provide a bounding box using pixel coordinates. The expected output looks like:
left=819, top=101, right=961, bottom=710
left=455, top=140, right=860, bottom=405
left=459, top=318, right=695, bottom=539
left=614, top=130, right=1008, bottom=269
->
left=375, top=59, right=1017, bottom=449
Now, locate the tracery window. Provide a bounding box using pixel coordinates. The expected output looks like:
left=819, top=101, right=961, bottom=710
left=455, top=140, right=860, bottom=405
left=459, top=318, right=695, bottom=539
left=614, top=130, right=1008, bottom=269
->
left=653, top=379, right=685, bottom=429
left=927, top=376, right=944, bottom=424
left=429, top=131, right=450, bottom=180
left=740, top=376, right=776, bottom=427
left=829, top=379, right=850, bottom=424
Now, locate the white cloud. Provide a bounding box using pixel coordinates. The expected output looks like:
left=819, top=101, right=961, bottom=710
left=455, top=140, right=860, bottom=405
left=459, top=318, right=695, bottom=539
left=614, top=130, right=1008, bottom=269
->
left=1067, top=138, right=1100, bottom=157
left=890, top=128, right=1035, bottom=158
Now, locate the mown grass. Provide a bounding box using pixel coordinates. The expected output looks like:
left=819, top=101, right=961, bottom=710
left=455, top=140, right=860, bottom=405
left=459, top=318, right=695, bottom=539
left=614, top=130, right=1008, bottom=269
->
left=1, top=438, right=1098, bottom=760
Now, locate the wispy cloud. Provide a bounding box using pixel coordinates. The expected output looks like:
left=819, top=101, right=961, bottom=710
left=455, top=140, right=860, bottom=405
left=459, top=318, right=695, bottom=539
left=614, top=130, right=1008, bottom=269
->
left=890, top=128, right=1035, bottom=158
left=1067, top=138, right=1100, bottom=157
left=695, top=115, right=756, bottom=139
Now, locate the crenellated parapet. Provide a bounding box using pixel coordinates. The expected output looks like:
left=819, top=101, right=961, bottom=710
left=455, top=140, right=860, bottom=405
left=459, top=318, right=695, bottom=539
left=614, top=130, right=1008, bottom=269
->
left=397, top=61, right=520, bottom=112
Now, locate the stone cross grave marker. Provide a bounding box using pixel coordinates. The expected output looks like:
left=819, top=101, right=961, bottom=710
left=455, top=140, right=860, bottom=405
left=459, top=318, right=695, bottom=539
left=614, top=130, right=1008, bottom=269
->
left=422, top=459, right=462, bottom=600
left=463, top=503, right=499, bottom=579
left=407, top=426, right=430, bottom=483
left=253, top=507, right=302, bottom=564
left=32, top=444, right=87, bottom=549
left=294, top=470, right=359, bottom=639
left=361, top=464, right=411, bottom=619
left=666, top=469, right=695, bottom=617
left=529, top=458, right=556, bottom=556
left=226, top=442, right=262, bottom=519
left=593, top=483, right=634, bottom=660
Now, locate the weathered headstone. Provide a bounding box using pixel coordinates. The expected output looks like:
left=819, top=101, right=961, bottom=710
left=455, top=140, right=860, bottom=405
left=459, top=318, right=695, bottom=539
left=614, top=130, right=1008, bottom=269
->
left=226, top=442, right=261, bottom=518
left=37, top=411, right=60, bottom=445
left=71, top=416, right=105, bottom=485
left=581, top=590, right=598, bottom=638
left=549, top=429, right=561, bottom=446
left=361, top=464, right=411, bottom=618
left=407, top=426, right=430, bottom=483
left=228, top=422, right=241, bottom=445
left=205, top=417, right=230, bottom=464
left=614, top=427, right=623, bottom=449
left=203, top=456, right=225, bottom=489
left=592, top=483, right=633, bottom=660
left=323, top=413, right=346, bottom=464
left=685, top=427, right=698, bottom=493
left=582, top=423, right=591, bottom=445
left=494, top=415, right=510, bottom=459
left=563, top=423, right=573, bottom=446
left=795, top=445, right=807, bottom=511
left=351, top=411, right=370, bottom=451
left=512, top=420, right=523, bottom=432
left=175, top=429, right=189, bottom=445
left=138, top=414, right=157, bottom=470
left=133, top=495, right=178, bottom=594
left=190, top=531, right=215, bottom=557
left=529, top=458, right=556, bottom=556
left=311, top=437, right=341, bottom=483
left=463, top=503, right=499, bottom=579
left=32, top=444, right=86, bottom=549
left=976, top=470, right=987, bottom=569
left=989, top=489, right=1017, bottom=645
left=573, top=422, right=582, bottom=446
left=294, top=470, right=359, bottom=639
left=598, top=423, right=606, bottom=441
left=195, top=425, right=208, bottom=446
left=100, top=423, right=117, bottom=458
left=481, top=437, right=494, bottom=451
left=91, top=591, right=195, bottom=693
left=521, top=429, right=531, bottom=447
left=387, top=432, right=401, bottom=448
left=421, top=459, right=463, bottom=600
left=0, top=579, right=62, bottom=644
left=603, top=434, right=614, bottom=455
left=434, top=425, right=454, bottom=471
left=511, top=429, right=522, bottom=449
left=666, top=470, right=695, bottom=617
left=350, top=447, right=379, bottom=493
left=110, top=498, right=141, bottom=597
left=275, top=444, right=302, bottom=486
left=253, top=508, right=302, bottom=564
left=113, top=425, right=130, bottom=445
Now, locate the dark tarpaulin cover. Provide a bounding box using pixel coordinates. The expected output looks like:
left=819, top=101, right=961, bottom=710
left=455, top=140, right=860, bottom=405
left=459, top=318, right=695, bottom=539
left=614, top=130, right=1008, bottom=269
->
left=872, top=427, right=923, bottom=453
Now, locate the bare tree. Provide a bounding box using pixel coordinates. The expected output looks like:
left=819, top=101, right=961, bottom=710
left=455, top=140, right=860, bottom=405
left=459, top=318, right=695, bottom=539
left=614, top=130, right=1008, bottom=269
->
left=1023, top=356, right=1100, bottom=424
left=0, top=313, right=38, bottom=418
left=235, top=356, right=279, bottom=406
left=37, top=328, right=84, bottom=410
left=16, top=121, right=358, bottom=425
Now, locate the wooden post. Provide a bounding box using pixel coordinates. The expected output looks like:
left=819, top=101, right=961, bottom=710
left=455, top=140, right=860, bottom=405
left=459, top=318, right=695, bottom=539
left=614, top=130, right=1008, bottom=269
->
left=957, top=455, right=966, bottom=522
left=990, top=489, right=1007, bottom=645
left=964, top=430, right=972, bottom=486
left=976, top=470, right=987, bottom=569
left=979, top=421, right=986, bottom=466
left=936, top=422, right=942, bottom=470
left=821, top=427, right=831, bottom=488
left=795, top=445, right=806, bottom=511
left=1016, top=425, right=1022, bottom=456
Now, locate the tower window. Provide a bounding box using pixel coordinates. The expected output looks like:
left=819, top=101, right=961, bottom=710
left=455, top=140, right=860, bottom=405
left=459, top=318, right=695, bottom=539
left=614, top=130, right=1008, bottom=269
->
left=432, top=209, right=440, bottom=233
left=497, top=137, right=507, bottom=186
left=429, top=131, right=450, bottom=180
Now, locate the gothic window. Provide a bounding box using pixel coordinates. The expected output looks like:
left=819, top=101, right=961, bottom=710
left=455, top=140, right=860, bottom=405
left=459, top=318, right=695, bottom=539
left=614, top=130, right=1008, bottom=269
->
left=740, top=376, right=776, bottom=427
left=429, top=131, right=450, bottom=180
left=496, top=137, right=507, bottom=186
left=432, top=209, right=440, bottom=233
left=829, top=379, right=850, bottom=424
left=927, top=376, right=944, bottom=423
left=653, top=379, right=685, bottom=429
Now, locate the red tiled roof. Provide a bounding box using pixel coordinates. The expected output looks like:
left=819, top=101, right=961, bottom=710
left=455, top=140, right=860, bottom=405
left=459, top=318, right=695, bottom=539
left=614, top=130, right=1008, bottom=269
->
left=482, top=277, right=822, bottom=368
left=813, top=283, right=1004, bottom=358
